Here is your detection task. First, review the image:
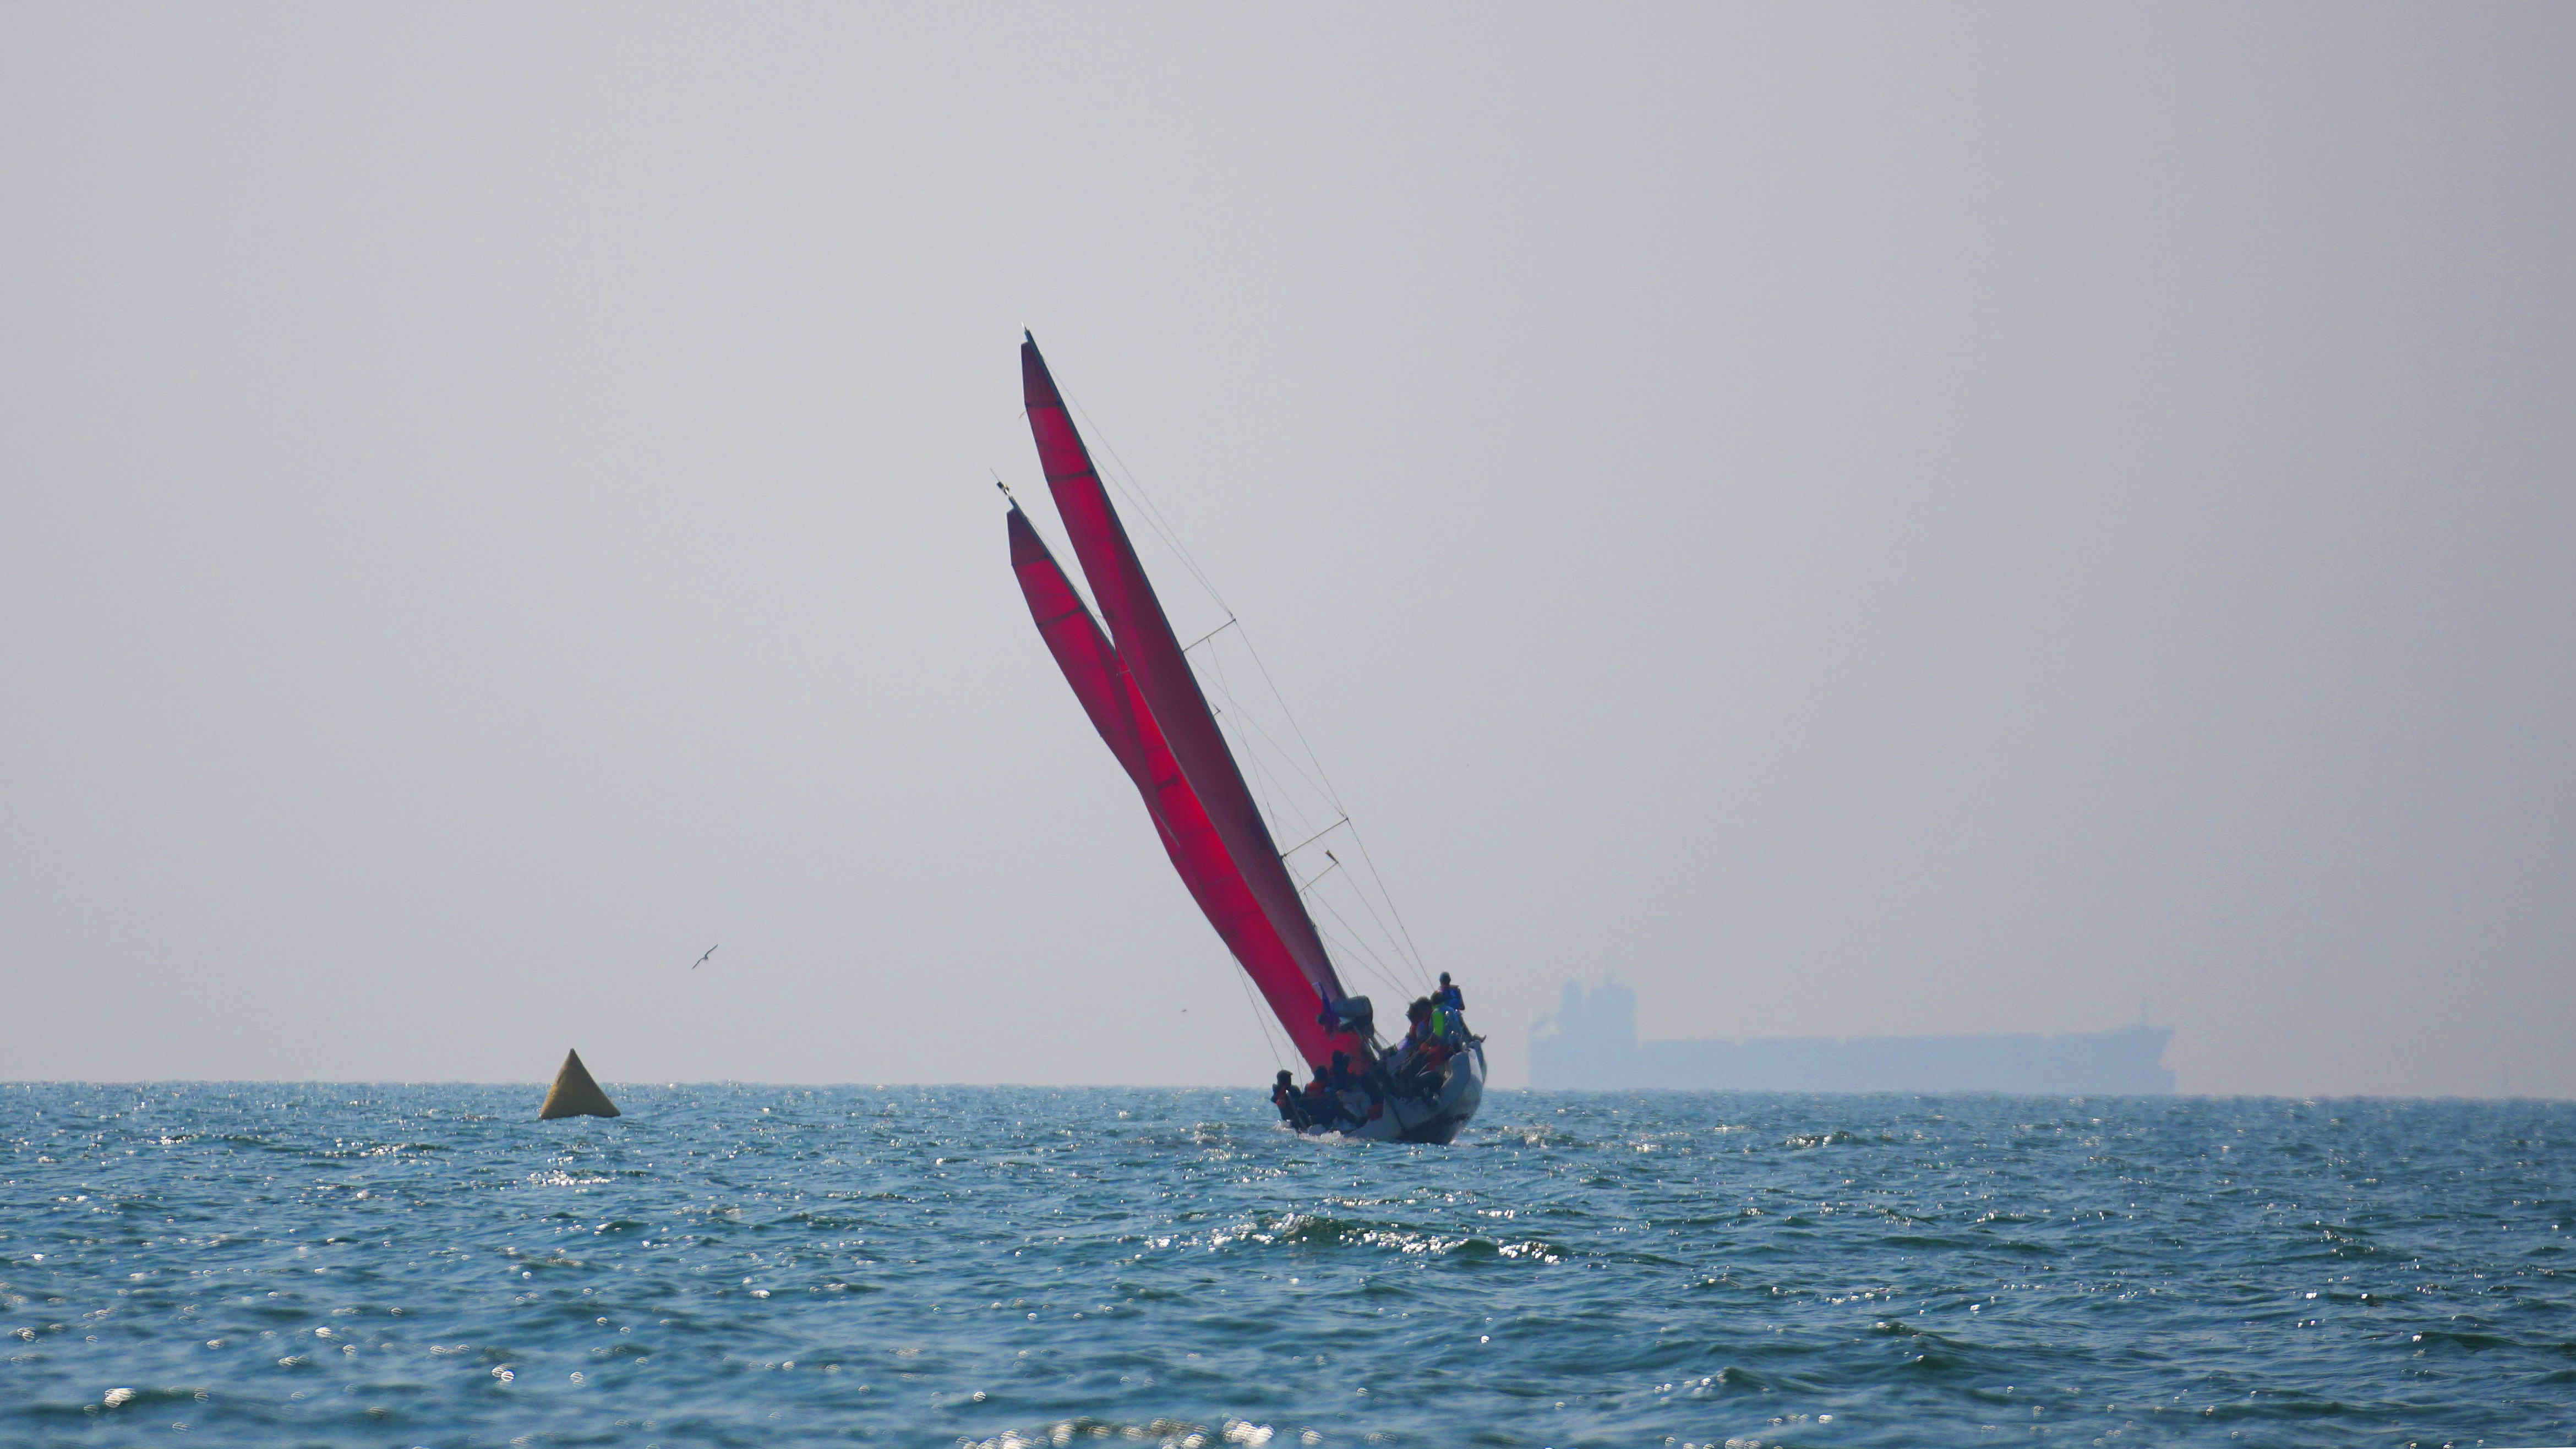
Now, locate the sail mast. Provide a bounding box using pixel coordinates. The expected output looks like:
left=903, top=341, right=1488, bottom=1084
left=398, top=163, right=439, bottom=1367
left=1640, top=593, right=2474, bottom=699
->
left=1006, top=498, right=1360, bottom=1067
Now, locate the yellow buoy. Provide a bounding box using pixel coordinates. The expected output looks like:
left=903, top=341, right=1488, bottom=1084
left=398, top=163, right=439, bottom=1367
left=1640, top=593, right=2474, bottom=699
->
left=538, top=1048, right=621, bottom=1120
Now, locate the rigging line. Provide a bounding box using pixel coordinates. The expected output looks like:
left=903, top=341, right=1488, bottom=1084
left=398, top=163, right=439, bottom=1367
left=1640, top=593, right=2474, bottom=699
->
left=1226, top=688, right=1339, bottom=814
left=1306, top=859, right=1405, bottom=983
left=1221, top=709, right=1361, bottom=997
left=1292, top=856, right=1343, bottom=894
left=1320, top=845, right=1421, bottom=989
left=1243, top=734, right=1328, bottom=859
left=1194, top=644, right=1340, bottom=813
left=1208, top=636, right=1411, bottom=1004
left=1233, top=627, right=1350, bottom=817
left=1069, top=398, right=1337, bottom=816
left=1301, top=889, right=1404, bottom=982
left=1309, top=916, right=1410, bottom=1004
left=1201, top=643, right=1315, bottom=849
left=1345, top=825, right=1434, bottom=988
left=1037, top=376, right=1223, bottom=620
left=1213, top=679, right=1326, bottom=846
left=1000, top=409, right=1112, bottom=624
left=1307, top=896, right=1410, bottom=998
left=1205, top=646, right=1422, bottom=990
left=1057, top=386, right=1232, bottom=616
left=1334, top=838, right=1420, bottom=980
left=1229, top=960, right=1294, bottom=1073
left=1307, top=889, right=1393, bottom=971
left=1213, top=695, right=1340, bottom=1003
left=1278, top=816, right=1351, bottom=861
left=1101, top=449, right=1223, bottom=612
left=1182, top=617, right=1241, bottom=653
left=1012, top=394, right=1303, bottom=1076
left=1243, top=739, right=1324, bottom=870
left=1047, top=373, right=1434, bottom=1000
left=1351, top=889, right=1426, bottom=992
left=1312, top=929, right=1398, bottom=1009
left=1216, top=660, right=1349, bottom=825
left=1193, top=895, right=1295, bottom=1070
left=1246, top=754, right=1312, bottom=847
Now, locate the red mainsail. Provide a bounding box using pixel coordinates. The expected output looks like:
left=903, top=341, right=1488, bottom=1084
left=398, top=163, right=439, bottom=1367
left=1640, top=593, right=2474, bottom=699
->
left=1008, top=337, right=1361, bottom=1068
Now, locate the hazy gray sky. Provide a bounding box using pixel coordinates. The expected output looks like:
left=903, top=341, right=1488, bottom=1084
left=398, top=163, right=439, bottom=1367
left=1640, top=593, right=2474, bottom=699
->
left=5, top=5, right=2570, bottom=1095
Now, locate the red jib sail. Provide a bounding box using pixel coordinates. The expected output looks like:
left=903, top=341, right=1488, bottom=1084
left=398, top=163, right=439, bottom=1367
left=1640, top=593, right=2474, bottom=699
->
left=1009, top=336, right=1361, bottom=1068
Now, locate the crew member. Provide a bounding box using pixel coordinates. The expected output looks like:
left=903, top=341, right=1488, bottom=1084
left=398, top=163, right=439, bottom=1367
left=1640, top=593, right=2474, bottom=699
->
left=1402, top=997, right=1435, bottom=1048
left=1303, top=1070, right=1335, bottom=1129
left=1270, top=1069, right=1307, bottom=1128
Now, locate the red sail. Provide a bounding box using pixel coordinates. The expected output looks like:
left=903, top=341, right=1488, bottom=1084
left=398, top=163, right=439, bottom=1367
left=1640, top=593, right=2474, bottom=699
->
left=1017, top=336, right=1361, bottom=1065
left=1007, top=504, right=1355, bottom=1067
left=1007, top=503, right=1159, bottom=824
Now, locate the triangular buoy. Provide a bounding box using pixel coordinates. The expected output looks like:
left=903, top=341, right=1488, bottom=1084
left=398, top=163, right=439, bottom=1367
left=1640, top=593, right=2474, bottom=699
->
left=538, top=1048, right=620, bottom=1120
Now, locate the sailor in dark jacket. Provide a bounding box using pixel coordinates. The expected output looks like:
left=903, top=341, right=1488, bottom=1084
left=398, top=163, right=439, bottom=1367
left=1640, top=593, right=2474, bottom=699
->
left=1270, top=1069, right=1308, bottom=1128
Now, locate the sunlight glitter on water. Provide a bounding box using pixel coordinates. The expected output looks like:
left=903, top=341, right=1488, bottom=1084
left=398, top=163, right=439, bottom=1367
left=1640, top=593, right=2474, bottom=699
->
left=3, top=1082, right=2570, bottom=1447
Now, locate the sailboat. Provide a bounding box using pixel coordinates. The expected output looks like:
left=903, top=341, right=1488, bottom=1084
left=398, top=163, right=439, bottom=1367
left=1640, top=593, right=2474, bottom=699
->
left=1002, top=333, right=1483, bottom=1144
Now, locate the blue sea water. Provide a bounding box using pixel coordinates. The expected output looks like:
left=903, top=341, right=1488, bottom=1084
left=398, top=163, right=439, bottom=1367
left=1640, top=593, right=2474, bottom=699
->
left=2, top=1085, right=2569, bottom=1448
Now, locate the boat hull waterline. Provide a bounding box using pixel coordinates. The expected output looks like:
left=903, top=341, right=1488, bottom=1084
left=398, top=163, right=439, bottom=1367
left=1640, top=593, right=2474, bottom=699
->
left=1302, top=1045, right=1486, bottom=1144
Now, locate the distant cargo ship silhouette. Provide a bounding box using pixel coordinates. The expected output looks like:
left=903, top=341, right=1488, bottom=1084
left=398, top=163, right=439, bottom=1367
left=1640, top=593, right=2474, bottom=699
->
left=1531, top=980, right=2176, bottom=1095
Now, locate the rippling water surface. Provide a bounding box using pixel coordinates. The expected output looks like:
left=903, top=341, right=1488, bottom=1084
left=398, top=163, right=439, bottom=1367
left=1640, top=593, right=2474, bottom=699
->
left=4, top=1084, right=2569, bottom=1447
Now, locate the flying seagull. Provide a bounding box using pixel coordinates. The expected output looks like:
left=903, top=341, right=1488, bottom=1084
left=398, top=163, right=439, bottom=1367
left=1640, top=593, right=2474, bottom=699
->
left=691, top=944, right=718, bottom=970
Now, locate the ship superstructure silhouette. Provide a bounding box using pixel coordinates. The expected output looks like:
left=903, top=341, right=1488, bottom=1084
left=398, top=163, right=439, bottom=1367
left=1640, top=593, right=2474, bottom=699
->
left=1532, top=980, right=2175, bottom=1095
